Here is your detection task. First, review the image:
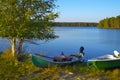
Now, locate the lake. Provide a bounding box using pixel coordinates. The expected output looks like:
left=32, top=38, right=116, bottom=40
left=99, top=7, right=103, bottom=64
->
left=0, top=26, right=120, bottom=59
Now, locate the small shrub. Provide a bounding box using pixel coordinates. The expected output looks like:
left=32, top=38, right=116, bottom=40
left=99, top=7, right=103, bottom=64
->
left=1, top=49, right=15, bottom=60
left=17, top=53, right=31, bottom=62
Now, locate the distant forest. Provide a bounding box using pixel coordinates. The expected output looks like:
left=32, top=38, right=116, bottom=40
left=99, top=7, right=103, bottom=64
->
left=54, top=22, right=98, bottom=27
left=98, top=15, right=120, bottom=28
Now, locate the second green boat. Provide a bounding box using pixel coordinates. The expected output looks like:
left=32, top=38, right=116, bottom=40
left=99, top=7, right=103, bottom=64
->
left=88, top=54, right=120, bottom=69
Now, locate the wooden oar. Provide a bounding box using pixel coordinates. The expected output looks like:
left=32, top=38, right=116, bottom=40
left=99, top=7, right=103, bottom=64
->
left=35, top=53, right=53, bottom=59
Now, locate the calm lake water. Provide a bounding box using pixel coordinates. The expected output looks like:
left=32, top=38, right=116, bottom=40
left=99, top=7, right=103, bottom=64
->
left=0, top=26, right=120, bottom=59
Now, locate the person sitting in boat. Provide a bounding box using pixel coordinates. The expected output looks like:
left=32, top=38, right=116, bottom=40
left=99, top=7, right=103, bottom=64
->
left=70, top=46, right=85, bottom=58
left=79, top=46, right=85, bottom=57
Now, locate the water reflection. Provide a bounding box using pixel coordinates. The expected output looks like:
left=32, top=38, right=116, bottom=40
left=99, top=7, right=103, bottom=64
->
left=0, top=27, right=120, bottom=59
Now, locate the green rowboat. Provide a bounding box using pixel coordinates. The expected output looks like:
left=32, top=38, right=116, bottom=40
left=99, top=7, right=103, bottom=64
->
left=32, top=54, right=80, bottom=67
left=88, top=54, right=120, bottom=69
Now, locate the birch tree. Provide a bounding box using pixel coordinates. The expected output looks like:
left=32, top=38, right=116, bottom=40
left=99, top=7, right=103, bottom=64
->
left=0, top=0, right=58, bottom=57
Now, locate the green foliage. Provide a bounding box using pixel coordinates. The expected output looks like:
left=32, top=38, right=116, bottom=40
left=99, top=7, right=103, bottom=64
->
left=0, top=0, right=58, bottom=39
left=0, top=52, right=40, bottom=80
left=98, top=15, right=120, bottom=28
left=0, top=49, right=15, bottom=60
left=0, top=52, right=120, bottom=79
left=17, top=53, right=31, bottom=62
left=0, top=0, right=58, bottom=56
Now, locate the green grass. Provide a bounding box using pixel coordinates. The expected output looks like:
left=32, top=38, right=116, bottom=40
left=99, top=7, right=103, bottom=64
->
left=0, top=51, right=120, bottom=80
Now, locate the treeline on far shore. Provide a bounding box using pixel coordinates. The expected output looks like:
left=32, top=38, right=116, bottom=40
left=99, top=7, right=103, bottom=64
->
left=98, top=15, right=120, bottom=28
left=54, top=22, right=98, bottom=27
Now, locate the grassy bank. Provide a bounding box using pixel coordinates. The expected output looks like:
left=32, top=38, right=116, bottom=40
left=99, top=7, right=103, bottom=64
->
left=0, top=51, right=120, bottom=80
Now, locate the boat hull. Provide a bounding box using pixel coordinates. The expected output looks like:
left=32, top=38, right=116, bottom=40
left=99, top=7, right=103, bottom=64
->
left=32, top=55, right=80, bottom=67
left=89, top=58, right=120, bottom=69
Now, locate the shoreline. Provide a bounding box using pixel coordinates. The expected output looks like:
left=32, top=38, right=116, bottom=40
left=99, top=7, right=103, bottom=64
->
left=53, top=22, right=98, bottom=27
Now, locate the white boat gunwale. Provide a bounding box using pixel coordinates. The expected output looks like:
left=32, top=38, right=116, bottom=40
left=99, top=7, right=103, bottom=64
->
left=88, top=57, right=120, bottom=61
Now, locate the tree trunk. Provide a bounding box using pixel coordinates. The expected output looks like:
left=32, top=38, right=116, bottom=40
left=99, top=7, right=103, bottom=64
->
left=11, top=38, right=16, bottom=57
left=18, top=38, right=24, bottom=55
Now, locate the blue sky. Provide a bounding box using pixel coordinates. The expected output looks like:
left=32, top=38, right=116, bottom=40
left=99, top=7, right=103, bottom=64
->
left=55, top=0, right=120, bottom=22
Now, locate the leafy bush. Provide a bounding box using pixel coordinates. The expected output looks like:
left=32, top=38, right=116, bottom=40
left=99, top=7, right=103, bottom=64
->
left=0, top=51, right=39, bottom=80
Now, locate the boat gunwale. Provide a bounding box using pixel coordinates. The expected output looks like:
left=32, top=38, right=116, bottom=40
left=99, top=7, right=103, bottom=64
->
left=88, top=57, right=120, bottom=62
left=32, top=54, right=79, bottom=64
